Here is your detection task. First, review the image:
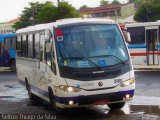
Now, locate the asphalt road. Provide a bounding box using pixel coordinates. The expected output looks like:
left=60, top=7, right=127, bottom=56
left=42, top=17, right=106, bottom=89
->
left=0, top=67, right=160, bottom=120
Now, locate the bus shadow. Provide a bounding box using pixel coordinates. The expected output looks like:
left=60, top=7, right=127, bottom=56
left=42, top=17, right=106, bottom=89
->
left=56, top=107, right=125, bottom=120
left=27, top=100, right=126, bottom=120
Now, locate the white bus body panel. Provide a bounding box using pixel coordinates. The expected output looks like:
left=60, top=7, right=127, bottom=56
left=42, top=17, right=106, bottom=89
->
left=129, top=48, right=147, bottom=65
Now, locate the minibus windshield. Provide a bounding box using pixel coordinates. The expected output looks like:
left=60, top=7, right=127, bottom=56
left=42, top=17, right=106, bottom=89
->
left=55, top=24, right=128, bottom=69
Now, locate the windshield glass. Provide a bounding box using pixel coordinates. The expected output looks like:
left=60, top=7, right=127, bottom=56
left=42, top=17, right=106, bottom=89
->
left=55, top=24, right=129, bottom=69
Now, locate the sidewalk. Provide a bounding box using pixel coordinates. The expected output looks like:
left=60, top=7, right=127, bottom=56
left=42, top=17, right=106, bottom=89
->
left=129, top=95, right=160, bottom=105
left=0, top=67, right=11, bottom=72
left=133, top=65, right=160, bottom=71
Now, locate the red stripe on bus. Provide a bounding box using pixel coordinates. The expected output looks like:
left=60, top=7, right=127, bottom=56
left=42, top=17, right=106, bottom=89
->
left=130, top=52, right=160, bottom=56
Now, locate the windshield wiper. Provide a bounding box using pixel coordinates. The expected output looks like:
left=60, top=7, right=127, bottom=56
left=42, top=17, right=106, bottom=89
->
left=88, top=55, right=125, bottom=65
left=64, top=57, right=101, bottom=69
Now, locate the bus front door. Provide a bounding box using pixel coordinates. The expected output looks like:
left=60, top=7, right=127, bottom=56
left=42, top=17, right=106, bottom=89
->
left=146, top=28, right=159, bottom=65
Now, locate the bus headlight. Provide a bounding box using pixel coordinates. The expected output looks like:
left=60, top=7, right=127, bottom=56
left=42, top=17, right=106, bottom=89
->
left=59, top=85, right=81, bottom=92
left=120, top=79, right=135, bottom=87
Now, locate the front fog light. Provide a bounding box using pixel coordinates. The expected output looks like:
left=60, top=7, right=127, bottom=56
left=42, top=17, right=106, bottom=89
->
left=120, top=79, right=134, bottom=87
left=126, top=94, right=130, bottom=99
left=69, top=100, right=74, bottom=105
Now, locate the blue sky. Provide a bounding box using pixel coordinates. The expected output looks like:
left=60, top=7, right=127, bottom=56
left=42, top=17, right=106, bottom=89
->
left=0, top=0, right=127, bottom=22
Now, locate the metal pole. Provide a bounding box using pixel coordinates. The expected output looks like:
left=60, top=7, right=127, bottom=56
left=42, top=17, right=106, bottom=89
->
left=57, top=0, right=60, bottom=6
left=147, top=8, right=149, bottom=22
left=32, top=6, right=35, bottom=25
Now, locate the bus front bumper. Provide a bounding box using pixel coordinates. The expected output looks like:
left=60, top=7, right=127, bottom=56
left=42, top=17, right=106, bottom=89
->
left=55, top=89, right=134, bottom=108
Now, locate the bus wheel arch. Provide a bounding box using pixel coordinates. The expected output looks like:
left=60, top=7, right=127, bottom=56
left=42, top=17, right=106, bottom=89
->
left=25, top=78, right=37, bottom=100
left=107, top=102, right=125, bottom=110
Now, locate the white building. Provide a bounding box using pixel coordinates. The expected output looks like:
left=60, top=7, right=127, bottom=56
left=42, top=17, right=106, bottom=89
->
left=0, top=23, right=15, bottom=34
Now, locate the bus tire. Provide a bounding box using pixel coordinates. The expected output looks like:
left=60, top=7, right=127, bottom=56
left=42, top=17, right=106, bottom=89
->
left=25, top=79, right=37, bottom=100
left=10, top=60, right=16, bottom=71
left=107, top=102, right=125, bottom=110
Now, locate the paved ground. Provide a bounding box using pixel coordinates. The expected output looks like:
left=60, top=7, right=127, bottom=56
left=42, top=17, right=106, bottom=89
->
left=0, top=67, right=160, bottom=120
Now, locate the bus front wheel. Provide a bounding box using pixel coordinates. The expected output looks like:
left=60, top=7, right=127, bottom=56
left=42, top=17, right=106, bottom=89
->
left=107, top=102, right=125, bottom=110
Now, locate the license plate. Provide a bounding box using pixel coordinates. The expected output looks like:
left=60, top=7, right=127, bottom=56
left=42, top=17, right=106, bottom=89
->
left=95, top=100, right=109, bottom=105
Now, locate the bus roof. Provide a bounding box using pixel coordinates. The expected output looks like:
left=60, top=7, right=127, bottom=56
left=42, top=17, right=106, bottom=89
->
left=126, top=21, right=160, bottom=28
left=16, top=18, right=115, bottom=34
left=0, top=33, right=16, bottom=37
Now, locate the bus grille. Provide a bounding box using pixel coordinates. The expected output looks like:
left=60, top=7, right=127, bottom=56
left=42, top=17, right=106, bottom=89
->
left=74, top=70, right=121, bottom=80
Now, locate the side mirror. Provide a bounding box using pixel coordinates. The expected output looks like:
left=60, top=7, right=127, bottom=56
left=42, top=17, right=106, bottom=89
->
left=46, top=43, right=52, bottom=53
left=125, top=32, right=131, bottom=43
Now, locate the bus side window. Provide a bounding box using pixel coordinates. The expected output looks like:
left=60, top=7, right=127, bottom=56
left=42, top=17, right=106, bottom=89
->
left=127, top=27, right=145, bottom=45
left=40, top=31, right=45, bottom=61
left=22, top=35, right=28, bottom=57
left=17, top=36, right=22, bottom=57
left=34, top=33, right=40, bottom=60
left=11, top=37, right=16, bottom=50
left=28, top=34, right=33, bottom=58
left=46, top=52, right=51, bottom=66
left=4, top=38, right=11, bottom=49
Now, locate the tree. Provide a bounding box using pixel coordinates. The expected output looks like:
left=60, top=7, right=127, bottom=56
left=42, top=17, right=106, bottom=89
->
left=134, top=2, right=160, bottom=22
left=12, top=2, right=43, bottom=29
left=13, top=1, right=80, bottom=30
left=37, top=2, right=80, bottom=23
left=134, top=0, right=160, bottom=5
left=56, top=2, right=80, bottom=20
left=79, top=5, right=88, bottom=10
left=100, top=0, right=109, bottom=6
left=36, top=2, right=57, bottom=23
left=111, top=0, right=121, bottom=5
left=134, top=0, right=147, bottom=5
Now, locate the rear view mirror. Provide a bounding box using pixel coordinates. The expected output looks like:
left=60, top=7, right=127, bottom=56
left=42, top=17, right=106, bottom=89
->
left=125, top=32, right=131, bottom=43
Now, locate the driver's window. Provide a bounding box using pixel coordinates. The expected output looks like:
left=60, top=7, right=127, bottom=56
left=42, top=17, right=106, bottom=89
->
left=45, top=29, right=56, bottom=74
left=45, top=29, right=51, bottom=61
